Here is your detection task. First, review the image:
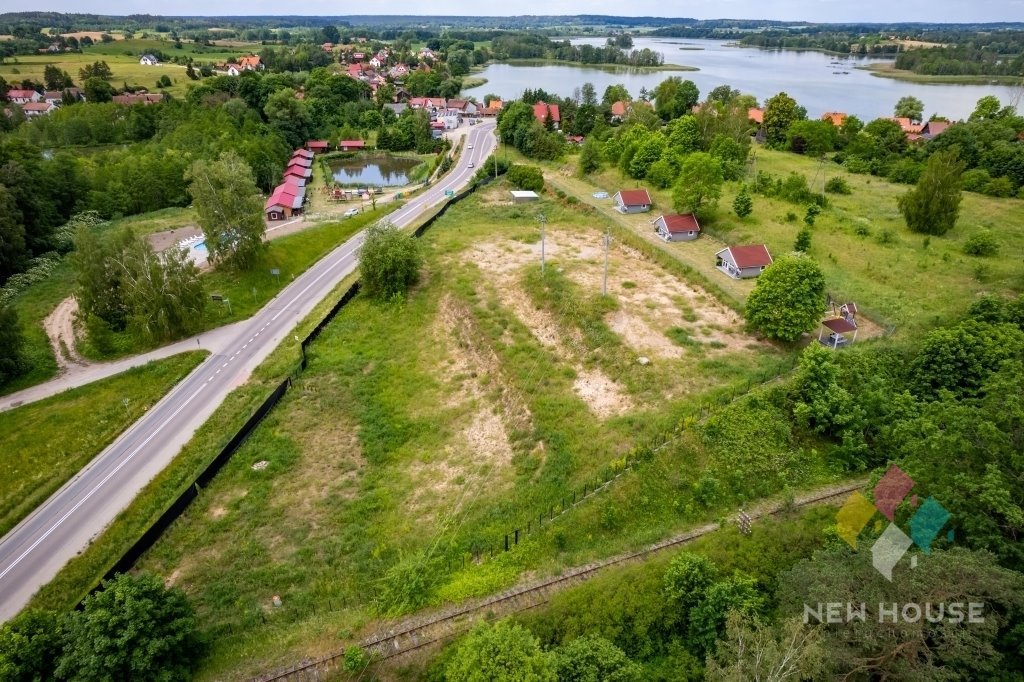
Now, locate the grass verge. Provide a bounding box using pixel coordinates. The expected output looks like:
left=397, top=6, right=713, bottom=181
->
left=0, top=351, right=207, bottom=537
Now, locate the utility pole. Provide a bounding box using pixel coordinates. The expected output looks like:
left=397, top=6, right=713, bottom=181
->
left=602, top=230, right=611, bottom=295
left=494, top=134, right=500, bottom=180
left=537, top=213, right=546, bottom=274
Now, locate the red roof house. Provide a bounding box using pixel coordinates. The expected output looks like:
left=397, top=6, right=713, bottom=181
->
left=610, top=100, right=628, bottom=121
left=748, top=108, right=764, bottom=124
left=284, top=164, right=313, bottom=179
left=6, top=89, right=42, bottom=104
left=533, top=101, right=561, bottom=129
left=715, top=245, right=773, bottom=279
left=614, top=188, right=652, bottom=214
left=306, top=140, right=330, bottom=153
left=338, top=140, right=365, bottom=151
left=653, top=214, right=701, bottom=242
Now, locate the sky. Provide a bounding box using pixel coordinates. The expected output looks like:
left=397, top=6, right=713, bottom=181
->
left=3, top=0, right=1024, bottom=22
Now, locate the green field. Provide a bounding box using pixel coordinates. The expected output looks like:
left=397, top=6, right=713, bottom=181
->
left=860, top=62, right=1024, bottom=85
left=0, top=38, right=262, bottom=97
left=542, top=147, right=1024, bottom=338
left=0, top=351, right=207, bottom=537
left=118, top=183, right=841, bottom=679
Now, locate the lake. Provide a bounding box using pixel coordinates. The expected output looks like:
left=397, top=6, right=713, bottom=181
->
left=329, top=155, right=421, bottom=187
left=463, top=37, right=1021, bottom=121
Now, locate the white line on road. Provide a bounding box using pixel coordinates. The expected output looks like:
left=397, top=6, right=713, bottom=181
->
left=0, top=380, right=210, bottom=581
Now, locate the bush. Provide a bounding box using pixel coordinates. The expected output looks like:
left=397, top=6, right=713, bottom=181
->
left=358, top=223, right=423, bottom=300
left=887, top=159, right=924, bottom=185
left=824, top=176, right=851, bottom=194
left=961, top=168, right=991, bottom=193
left=506, top=164, right=545, bottom=192
left=843, top=155, right=872, bottom=174
left=745, top=254, right=827, bottom=342
left=984, top=176, right=1015, bottom=198
left=445, top=622, right=555, bottom=681
left=854, top=224, right=871, bottom=237
left=963, top=231, right=1000, bottom=257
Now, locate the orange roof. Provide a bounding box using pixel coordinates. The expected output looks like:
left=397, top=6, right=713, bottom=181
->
left=748, top=108, right=764, bottom=124
left=889, top=117, right=923, bottom=134
left=821, top=112, right=848, bottom=126
left=610, top=101, right=627, bottom=117
left=239, top=55, right=262, bottom=68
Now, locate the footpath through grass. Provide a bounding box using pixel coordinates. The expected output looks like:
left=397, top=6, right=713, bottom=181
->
left=0, top=351, right=207, bottom=538
left=121, top=185, right=838, bottom=680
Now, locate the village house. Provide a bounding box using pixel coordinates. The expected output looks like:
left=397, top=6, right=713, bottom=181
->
left=919, top=120, right=951, bottom=140
left=43, top=88, right=83, bottom=105
left=384, top=102, right=408, bottom=116
left=369, top=55, right=384, bottom=68
left=610, top=100, right=628, bottom=122
left=418, top=47, right=436, bottom=60
left=238, top=55, right=264, bottom=71
left=821, top=111, right=848, bottom=126
left=889, top=117, right=923, bottom=138
left=653, top=213, right=701, bottom=242
left=22, top=101, right=56, bottom=118
left=306, top=140, right=330, bottom=154
left=445, top=99, right=477, bottom=116
left=430, top=120, right=446, bottom=138
left=338, top=140, right=365, bottom=152
left=488, top=98, right=504, bottom=111
left=7, top=89, right=42, bottom=105
left=614, top=188, right=652, bottom=214
left=289, top=153, right=313, bottom=168
left=352, top=52, right=366, bottom=61
left=748, top=108, right=764, bottom=124
left=139, top=54, right=160, bottom=66
left=533, top=101, right=560, bottom=129
left=264, top=183, right=305, bottom=221
left=388, top=63, right=409, bottom=79
left=284, top=164, right=313, bottom=181
left=715, top=244, right=773, bottom=279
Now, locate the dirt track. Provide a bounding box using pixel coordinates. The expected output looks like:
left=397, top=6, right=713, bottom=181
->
left=42, top=297, right=88, bottom=373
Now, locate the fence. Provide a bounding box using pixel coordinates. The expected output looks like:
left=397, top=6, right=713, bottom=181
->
left=84, top=176, right=487, bottom=600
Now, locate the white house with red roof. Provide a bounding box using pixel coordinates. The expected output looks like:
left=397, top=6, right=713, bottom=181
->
left=7, top=89, right=42, bottom=105
left=614, top=188, right=652, bottom=214
left=22, top=101, right=56, bottom=118
left=715, top=244, right=773, bottom=279
left=610, top=100, right=628, bottom=122
left=338, top=140, right=365, bottom=152
left=533, top=101, right=560, bottom=129
left=265, top=183, right=305, bottom=220
left=238, top=55, right=264, bottom=71
left=388, top=63, right=410, bottom=79
left=653, top=213, right=701, bottom=242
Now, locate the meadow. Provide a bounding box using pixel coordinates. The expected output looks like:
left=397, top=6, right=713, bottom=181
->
left=0, top=38, right=262, bottom=97
left=0, top=351, right=206, bottom=537
left=124, top=184, right=841, bottom=679
left=542, top=146, right=1024, bottom=338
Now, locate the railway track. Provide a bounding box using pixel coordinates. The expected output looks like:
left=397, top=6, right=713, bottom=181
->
left=252, top=478, right=866, bottom=681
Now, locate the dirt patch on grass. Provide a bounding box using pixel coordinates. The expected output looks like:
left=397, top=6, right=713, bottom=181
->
left=459, top=237, right=634, bottom=417
left=43, top=297, right=88, bottom=372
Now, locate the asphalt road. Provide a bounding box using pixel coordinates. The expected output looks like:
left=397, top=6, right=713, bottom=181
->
left=0, top=120, right=498, bottom=621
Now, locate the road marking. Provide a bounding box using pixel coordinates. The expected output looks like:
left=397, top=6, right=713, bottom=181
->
left=0, top=379, right=211, bottom=581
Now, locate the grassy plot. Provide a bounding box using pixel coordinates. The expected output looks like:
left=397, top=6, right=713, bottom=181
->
left=132, top=185, right=828, bottom=680
left=544, top=147, right=1024, bottom=338
left=0, top=351, right=207, bottom=537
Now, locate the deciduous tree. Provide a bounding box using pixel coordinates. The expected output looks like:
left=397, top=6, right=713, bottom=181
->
left=763, top=92, right=804, bottom=148
left=671, top=152, right=723, bottom=217
left=894, top=95, right=925, bottom=123
left=744, top=254, right=826, bottom=342
left=732, top=185, right=753, bottom=219
left=445, top=621, right=556, bottom=682
left=554, top=635, right=642, bottom=682
left=186, top=151, right=266, bottom=269
left=358, top=223, right=423, bottom=300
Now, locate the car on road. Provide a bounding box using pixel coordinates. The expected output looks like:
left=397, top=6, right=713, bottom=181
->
left=468, top=143, right=474, bottom=149
left=468, top=162, right=474, bottom=168
left=343, top=207, right=360, bottom=217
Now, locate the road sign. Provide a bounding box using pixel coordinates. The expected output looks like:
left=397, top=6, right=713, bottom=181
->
left=270, top=268, right=280, bottom=276
left=445, top=189, right=454, bottom=197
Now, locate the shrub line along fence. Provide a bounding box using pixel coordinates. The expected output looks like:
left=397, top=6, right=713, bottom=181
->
left=82, top=176, right=490, bottom=601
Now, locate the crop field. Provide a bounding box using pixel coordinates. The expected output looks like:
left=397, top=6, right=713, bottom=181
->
left=134, top=185, right=838, bottom=679
left=544, top=147, right=1024, bottom=338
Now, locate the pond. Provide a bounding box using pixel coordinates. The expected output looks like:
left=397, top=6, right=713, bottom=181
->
left=329, top=155, right=422, bottom=187
left=463, top=37, right=1021, bottom=122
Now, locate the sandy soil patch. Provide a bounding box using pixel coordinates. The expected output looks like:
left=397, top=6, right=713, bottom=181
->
left=459, top=237, right=634, bottom=417
left=146, top=225, right=202, bottom=252
left=43, top=297, right=88, bottom=372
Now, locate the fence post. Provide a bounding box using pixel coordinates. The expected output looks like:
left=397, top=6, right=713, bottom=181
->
left=504, top=534, right=509, bottom=552
left=514, top=529, right=519, bottom=545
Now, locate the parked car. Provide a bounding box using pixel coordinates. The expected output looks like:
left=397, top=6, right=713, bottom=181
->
left=344, top=207, right=360, bottom=217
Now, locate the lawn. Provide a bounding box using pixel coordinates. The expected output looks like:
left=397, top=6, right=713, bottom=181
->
left=0, top=351, right=207, bottom=538
left=130, top=184, right=836, bottom=679
left=542, top=146, right=1024, bottom=338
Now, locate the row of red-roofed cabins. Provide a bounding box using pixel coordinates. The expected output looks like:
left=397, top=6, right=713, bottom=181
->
left=266, top=148, right=313, bottom=221
left=307, top=139, right=367, bottom=152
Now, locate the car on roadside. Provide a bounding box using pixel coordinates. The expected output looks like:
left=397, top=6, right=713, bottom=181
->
left=343, top=207, right=360, bottom=217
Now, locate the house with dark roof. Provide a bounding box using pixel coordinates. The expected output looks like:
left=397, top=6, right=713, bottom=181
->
left=533, top=101, right=560, bottom=129
left=139, top=54, right=160, bottom=66
left=715, top=244, right=773, bottom=279
left=819, top=317, right=858, bottom=348
left=614, top=189, right=652, bottom=214
left=653, top=213, right=700, bottom=242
